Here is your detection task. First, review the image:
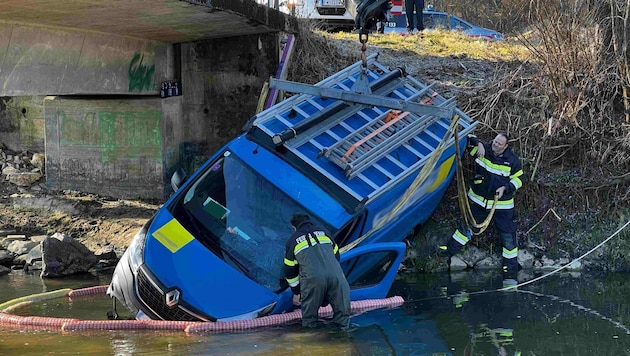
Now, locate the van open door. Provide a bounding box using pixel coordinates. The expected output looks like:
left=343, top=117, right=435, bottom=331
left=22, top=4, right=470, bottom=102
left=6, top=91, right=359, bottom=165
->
left=340, top=242, right=407, bottom=300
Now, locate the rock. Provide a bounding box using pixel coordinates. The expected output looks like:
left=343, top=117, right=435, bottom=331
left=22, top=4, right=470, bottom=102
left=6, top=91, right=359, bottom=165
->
left=0, top=265, right=10, bottom=276
left=566, top=260, right=582, bottom=271
left=2, top=165, right=17, bottom=177
left=12, top=254, right=27, bottom=267
left=40, top=233, right=98, bottom=278
left=558, top=257, right=571, bottom=265
left=450, top=255, right=468, bottom=271
left=94, top=245, right=118, bottom=261
left=27, top=261, right=43, bottom=271
left=0, top=249, right=14, bottom=266
left=7, top=240, right=38, bottom=255
left=30, top=153, right=45, bottom=170
left=11, top=196, right=80, bottom=215
left=518, top=249, right=535, bottom=269
left=536, top=255, right=557, bottom=271
left=7, top=171, right=42, bottom=186
left=26, top=244, right=42, bottom=265
left=460, top=245, right=487, bottom=265
left=0, top=234, right=25, bottom=249
left=30, top=235, right=47, bottom=243
left=475, top=255, right=500, bottom=269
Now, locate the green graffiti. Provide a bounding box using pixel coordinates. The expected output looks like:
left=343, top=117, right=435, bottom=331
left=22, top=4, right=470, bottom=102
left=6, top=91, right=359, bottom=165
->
left=56, top=109, right=162, bottom=163
left=99, top=112, right=118, bottom=163
left=128, top=52, right=156, bottom=92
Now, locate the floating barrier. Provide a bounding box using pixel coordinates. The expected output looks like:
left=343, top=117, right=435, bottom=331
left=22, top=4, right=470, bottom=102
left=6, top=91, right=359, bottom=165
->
left=0, top=285, right=404, bottom=333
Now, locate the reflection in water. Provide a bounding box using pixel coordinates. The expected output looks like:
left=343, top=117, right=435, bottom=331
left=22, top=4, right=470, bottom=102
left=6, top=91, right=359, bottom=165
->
left=1, top=269, right=630, bottom=355
left=397, top=270, right=630, bottom=356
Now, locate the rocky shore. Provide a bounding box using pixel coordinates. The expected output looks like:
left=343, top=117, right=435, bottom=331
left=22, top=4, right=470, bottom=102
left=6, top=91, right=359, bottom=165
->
left=0, top=147, right=156, bottom=278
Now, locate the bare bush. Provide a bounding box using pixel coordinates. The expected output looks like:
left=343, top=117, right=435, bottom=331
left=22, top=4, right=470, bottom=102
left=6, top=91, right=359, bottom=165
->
left=607, top=0, right=630, bottom=124
left=287, top=19, right=360, bottom=84
left=464, top=1, right=630, bottom=213
left=426, top=0, right=539, bottom=34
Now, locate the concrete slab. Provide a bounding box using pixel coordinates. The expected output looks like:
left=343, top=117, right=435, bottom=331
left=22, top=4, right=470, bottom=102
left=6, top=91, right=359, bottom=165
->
left=0, top=0, right=297, bottom=43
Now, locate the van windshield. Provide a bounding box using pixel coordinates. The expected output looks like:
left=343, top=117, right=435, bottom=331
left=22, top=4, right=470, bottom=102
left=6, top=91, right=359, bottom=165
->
left=170, top=151, right=331, bottom=292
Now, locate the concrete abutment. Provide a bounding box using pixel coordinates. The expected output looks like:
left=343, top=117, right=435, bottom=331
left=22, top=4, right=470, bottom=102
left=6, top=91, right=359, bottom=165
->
left=1, top=24, right=284, bottom=200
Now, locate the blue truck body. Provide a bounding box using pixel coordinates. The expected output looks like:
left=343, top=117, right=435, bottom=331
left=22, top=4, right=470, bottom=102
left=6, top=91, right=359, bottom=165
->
left=107, top=54, right=477, bottom=322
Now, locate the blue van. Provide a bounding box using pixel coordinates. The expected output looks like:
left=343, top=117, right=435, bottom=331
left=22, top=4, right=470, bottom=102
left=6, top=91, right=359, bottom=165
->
left=107, top=54, right=477, bottom=322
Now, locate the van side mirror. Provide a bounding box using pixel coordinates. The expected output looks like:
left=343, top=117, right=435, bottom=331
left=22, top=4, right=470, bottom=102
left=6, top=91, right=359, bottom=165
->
left=171, top=168, right=187, bottom=192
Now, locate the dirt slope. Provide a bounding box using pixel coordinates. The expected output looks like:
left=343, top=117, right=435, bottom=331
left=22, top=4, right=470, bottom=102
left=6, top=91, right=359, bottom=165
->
left=0, top=184, right=159, bottom=255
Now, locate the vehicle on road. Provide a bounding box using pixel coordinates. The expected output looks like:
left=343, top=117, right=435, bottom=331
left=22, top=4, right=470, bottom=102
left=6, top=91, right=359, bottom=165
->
left=107, top=54, right=477, bottom=322
left=382, top=5, right=504, bottom=40
left=279, top=0, right=359, bottom=31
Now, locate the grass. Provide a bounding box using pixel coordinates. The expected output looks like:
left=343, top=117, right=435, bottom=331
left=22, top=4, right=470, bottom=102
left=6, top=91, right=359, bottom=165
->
left=324, top=29, right=532, bottom=62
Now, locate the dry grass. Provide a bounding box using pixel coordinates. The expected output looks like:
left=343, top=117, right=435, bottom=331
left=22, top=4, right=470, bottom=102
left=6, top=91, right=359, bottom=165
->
left=328, top=29, right=531, bottom=62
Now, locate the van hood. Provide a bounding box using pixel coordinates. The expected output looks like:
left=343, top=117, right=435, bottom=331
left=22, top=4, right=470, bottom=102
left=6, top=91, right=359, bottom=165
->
left=143, top=208, right=278, bottom=320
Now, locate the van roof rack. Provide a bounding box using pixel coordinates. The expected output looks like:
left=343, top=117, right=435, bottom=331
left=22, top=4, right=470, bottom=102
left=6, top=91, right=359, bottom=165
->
left=250, top=54, right=477, bottom=208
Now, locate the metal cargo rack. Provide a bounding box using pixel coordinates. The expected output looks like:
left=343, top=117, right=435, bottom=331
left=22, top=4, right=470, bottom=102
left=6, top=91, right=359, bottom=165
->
left=252, top=53, right=478, bottom=206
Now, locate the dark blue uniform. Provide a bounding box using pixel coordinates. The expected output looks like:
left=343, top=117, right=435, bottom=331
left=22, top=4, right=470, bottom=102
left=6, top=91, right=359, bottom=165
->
left=405, top=0, right=425, bottom=32
left=284, top=220, right=350, bottom=328
left=445, top=135, right=524, bottom=273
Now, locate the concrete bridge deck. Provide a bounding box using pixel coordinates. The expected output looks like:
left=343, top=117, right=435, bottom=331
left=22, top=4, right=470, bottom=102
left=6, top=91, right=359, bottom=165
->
left=0, top=0, right=295, bottom=43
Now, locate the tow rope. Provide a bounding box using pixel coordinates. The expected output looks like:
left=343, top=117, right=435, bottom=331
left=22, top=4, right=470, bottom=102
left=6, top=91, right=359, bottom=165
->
left=423, top=218, right=630, bottom=302
left=453, top=128, right=497, bottom=235
left=0, top=285, right=404, bottom=333
left=340, top=115, right=460, bottom=253
left=405, top=218, right=630, bottom=337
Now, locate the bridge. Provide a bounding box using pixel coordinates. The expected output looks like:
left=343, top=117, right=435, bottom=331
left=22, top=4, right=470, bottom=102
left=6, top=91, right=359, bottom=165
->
left=0, top=0, right=298, bottom=199
left=0, top=0, right=292, bottom=42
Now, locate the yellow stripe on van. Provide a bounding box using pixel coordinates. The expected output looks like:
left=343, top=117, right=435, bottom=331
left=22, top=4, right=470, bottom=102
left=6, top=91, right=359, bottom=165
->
left=428, top=155, right=455, bottom=192
left=152, top=219, right=194, bottom=253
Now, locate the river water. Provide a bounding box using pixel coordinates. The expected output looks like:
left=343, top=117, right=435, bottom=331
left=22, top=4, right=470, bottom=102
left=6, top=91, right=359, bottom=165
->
left=1, top=268, right=629, bottom=355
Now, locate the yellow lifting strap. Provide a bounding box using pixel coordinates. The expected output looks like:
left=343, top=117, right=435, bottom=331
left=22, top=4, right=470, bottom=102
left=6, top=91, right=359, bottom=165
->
left=340, top=115, right=461, bottom=254
left=453, top=128, right=498, bottom=236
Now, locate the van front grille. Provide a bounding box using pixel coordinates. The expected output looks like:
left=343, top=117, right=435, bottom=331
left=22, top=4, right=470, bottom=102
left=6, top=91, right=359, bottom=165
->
left=136, top=267, right=207, bottom=322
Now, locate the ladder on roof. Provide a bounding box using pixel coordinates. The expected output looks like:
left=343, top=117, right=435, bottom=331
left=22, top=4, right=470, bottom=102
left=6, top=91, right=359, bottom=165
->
left=257, top=56, right=477, bottom=204
left=318, top=96, right=456, bottom=179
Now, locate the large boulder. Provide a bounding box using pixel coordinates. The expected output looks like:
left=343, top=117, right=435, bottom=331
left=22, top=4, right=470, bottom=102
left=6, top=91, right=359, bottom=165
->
left=40, top=233, right=98, bottom=278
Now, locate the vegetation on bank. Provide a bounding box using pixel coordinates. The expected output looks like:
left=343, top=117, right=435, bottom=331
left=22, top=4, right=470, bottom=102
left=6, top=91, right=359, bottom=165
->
left=286, top=1, right=630, bottom=272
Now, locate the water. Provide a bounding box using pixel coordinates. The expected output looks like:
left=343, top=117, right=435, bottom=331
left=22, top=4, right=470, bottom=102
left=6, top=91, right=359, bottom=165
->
left=1, top=268, right=629, bottom=355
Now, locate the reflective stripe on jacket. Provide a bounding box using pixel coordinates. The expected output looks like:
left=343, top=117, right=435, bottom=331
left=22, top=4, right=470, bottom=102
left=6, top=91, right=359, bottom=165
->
left=469, top=141, right=524, bottom=204
left=283, top=221, right=340, bottom=295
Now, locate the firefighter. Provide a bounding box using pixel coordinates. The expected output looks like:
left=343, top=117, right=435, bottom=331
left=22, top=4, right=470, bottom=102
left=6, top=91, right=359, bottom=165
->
left=284, top=213, right=351, bottom=329
left=438, top=132, right=525, bottom=276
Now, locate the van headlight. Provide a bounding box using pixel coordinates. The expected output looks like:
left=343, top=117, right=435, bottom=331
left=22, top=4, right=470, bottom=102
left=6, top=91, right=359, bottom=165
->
left=128, top=218, right=152, bottom=272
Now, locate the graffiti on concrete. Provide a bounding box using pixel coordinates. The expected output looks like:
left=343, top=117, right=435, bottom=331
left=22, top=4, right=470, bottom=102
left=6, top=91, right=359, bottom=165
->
left=128, top=52, right=156, bottom=92
left=54, top=109, right=162, bottom=163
